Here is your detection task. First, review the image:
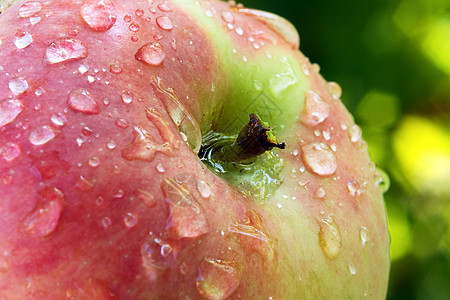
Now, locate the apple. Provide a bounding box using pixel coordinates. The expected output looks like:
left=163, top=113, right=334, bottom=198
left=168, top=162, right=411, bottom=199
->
left=0, top=0, right=390, bottom=299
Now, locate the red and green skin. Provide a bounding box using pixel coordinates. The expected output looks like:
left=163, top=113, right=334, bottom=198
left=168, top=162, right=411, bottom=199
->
left=0, top=0, right=389, bottom=299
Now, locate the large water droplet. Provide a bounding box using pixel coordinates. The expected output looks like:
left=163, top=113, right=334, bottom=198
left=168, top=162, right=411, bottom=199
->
left=318, top=215, right=341, bottom=259
left=0, top=99, right=24, bottom=128
left=45, top=38, right=87, bottom=64
left=9, top=78, right=28, bottom=95
left=301, top=91, right=329, bottom=127
left=29, top=126, right=57, bottom=145
left=14, top=31, right=33, bottom=49
left=68, top=88, right=100, bottom=114
left=156, top=16, right=173, bottom=31
left=141, top=234, right=173, bottom=271
left=80, top=0, right=117, bottom=32
left=150, top=76, right=202, bottom=153
left=238, top=8, right=300, bottom=49
left=135, top=43, right=165, bottom=66
left=302, top=143, right=337, bottom=176
left=18, top=1, right=42, bottom=18
left=196, top=258, right=241, bottom=300
left=20, top=187, right=65, bottom=237
left=1, top=142, right=21, bottom=162
left=360, top=226, right=370, bottom=247
left=162, top=177, right=209, bottom=238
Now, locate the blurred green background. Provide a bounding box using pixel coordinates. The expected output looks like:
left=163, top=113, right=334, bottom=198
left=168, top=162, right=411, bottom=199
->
left=239, top=0, right=450, bottom=299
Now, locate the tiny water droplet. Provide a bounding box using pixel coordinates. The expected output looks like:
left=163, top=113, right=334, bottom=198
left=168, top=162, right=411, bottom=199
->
left=20, top=187, right=65, bottom=237
left=106, top=140, right=116, bottom=149
left=88, top=156, right=100, bottom=167
left=348, top=261, right=357, bottom=275
left=1, top=142, right=21, bottom=162
left=135, top=43, right=165, bottom=66
left=78, top=64, right=89, bottom=74
left=204, top=10, right=213, bottom=17
left=196, top=258, right=241, bottom=300
left=235, top=27, right=244, bottom=36
left=196, top=179, right=212, bottom=199
left=95, top=196, right=104, bottom=206
left=14, top=32, right=33, bottom=49
left=221, top=11, right=234, bottom=23
left=301, top=91, right=329, bottom=127
left=327, top=81, right=342, bottom=100
left=123, top=15, right=131, bottom=22
left=135, top=9, right=144, bottom=17
left=18, top=1, right=42, bottom=18
left=302, top=143, right=337, bottom=176
left=50, top=113, right=66, bottom=127
left=9, top=78, right=28, bottom=95
left=80, top=0, right=117, bottom=32
left=374, top=168, right=390, bottom=193
left=76, top=175, right=94, bottom=192
left=141, top=235, right=173, bottom=271
left=156, top=162, right=166, bottom=173
left=348, top=124, right=362, bottom=143
left=131, top=35, right=139, bottom=42
left=322, top=129, right=331, bottom=140
left=29, top=126, right=57, bottom=145
left=157, top=3, right=172, bottom=12
left=121, top=91, right=134, bottom=104
left=68, top=88, right=100, bottom=114
left=29, top=16, right=41, bottom=25
left=312, top=63, right=320, bottom=72
left=145, top=16, right=152, bottom=22
left=0, top=99, right=24, bottom=127
left=123, top=212, right=138, bottom=228
left=35, top=87, right=45, bottom=96
left=347, top=180, right=362, bottom=197
left=360, top=226, right=369, bottom=247
left=129, top=22, right=140, bottom=32
left=45, top=38, right=87, bottom=64
left=136, top=189, right=156, bottom=207
left=115, top=118, right=129, bottom=128
left=314, top=186, right=326, bottom=199
left=110, top=63, right=122, bottom=74
left=156, top=16, right=173, bottom=31
left=318, top=215, right=341, bottom=259
left=102, top=216, right=112, bottom=228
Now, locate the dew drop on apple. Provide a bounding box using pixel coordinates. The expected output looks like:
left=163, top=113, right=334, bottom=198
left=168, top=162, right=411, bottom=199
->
left=45, top=38, right=87, bottom=64
left=102, top=216, right=112, bottom=228
left=314, top=186, right=326, bottom=199
left=156, top=16, right=173, bottom=31
left=157, top=3, right=172, bottom=12
left=115, top=118, right=129, bottom=128
left=348, top=124, right=362, bottom=143
left=221, top=11, right=234, bottom=23
left=123, top=212, right=138, bottom=228
left=29, top=16, right=41, bottom=25
left=29, top=125, right=57, bottom=145
left=318, top=215, right=342, bottom=259
left=78, top=64, right=89, bottom=74
left=9, top=78, right=28, bottom=95
left=135, top=8, right=144, bottom=17
left=106, top=140, right=116, bottom=150
left=129, top=22, right=140, bottom=32
left=141, top=235, right=173, bottom=270
left=360, top=226, right=369, bottom=247
left=68, top=88, right=100, bottom=114
left=1, top=142, right=21, bottom=162
left=20, top=187, right=65, bottom=237
left=196, top=179, right=212, bottom=199
left=18, top=1, right=42, bottom=18
left=374, top=168, right=390, bottom=193
left=136, top=189, right=156, bottom=207
left=135, top=43, right=165, bottom=66
left=88, top=156, right=100, bottom=167
left=327, top=81, right=342, bottom=100
left=110, top=63, right=123, bottom=74
left=348, top=261, right=357, bottom=275
left=80, top=0, right=117, bottom=32
left=347, top=180, right=361, bottom=197
left=0, top=99, right=24, bottom=128
left=14, top=31, right=33, bottom=49
left=121, top=91, right=134, bottom=104
left=76, top=175, right=94, bottom=192
left=301, top=91, right=329, bottom=127
left=196, top=257, right=241, bottom=300
left=302, top=143, right=337, bottom=176
left=50, top=113, right=66, bottom=127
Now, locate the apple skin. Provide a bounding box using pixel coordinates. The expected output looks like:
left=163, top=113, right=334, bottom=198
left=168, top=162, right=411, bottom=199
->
left=0, top=0, right=390, bottom=299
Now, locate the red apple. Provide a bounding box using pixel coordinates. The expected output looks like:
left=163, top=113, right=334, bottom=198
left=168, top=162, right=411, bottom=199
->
left=0, top=0, right=390, bottom=299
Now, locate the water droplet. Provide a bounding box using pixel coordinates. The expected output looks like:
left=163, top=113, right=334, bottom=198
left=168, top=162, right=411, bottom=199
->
left=318, top=215, right=341, bottom=259
left=374, top=168, right=390, bottom=193
left=348, top=261, right=357, bottom=275
left=145, top=16, right=152, bottom=22
left=123, top=212, right=138, bottom=228
left=115, top=118, right=129, bottom=128
left=301, top=91, right=329, bottom=127
left=135, top=43, right=165, bottom=66
left=360, top=226, right=369, bottom=247
left=1, top=142, right=21, bottom=161
left=322, top=129, right=331, bottom=140
left=110, top=63, right=122, bottom=74
left=18, top=1, right=42, bottom=18
left=68, top=88, right=100, bottom=114
left=14, top=32, right=33, bottom=49
left=235, top=26, right=244, bottom=36
left=34, top=87, right=45, bottom=96
left=136, top=189, right=156, bottom=207
left=29, top=16, right=41, bottom=25
left=80, top=0, right=117, bottom=32
left=238, top=8, right=299, bottom=49
left=196, top=179, right=212, bottom=199
left=141, top=234, right=173, bottom=272
left=327, top=81, right=342, bottom=100
left=113, top=189, right=125, bottom=198
left=269, top=58, right=298, bottom=97
left=131, top=35, right=139, bottom=42
left=106, top=140, right=116, bottom=149
left=312, top=63, right=320, bottom=72
left=348, top=124, right=362, bottom=143
left=156, top=162, right=166, bottom=173
left=157, top=3, right=172, bottom=12
left=78, top=64, right=89, bottom=74
left=76, top=175, right=94, bottom=192
left=150, top=77, right=201, bottom=153
left=29, top=126, right=57, bottom=145
left=123, top=15, right=131, bottom=22
left=121, top=91, right=134, bottom=104
left=135, top=8, right=144, bottom=17
left=50, top=113, right=66, bottom=127
left=156, top=16, right=173, bottom=31
left=302, top=143, right=337, bottom=176
left=102, top=216, right=112, bottom=228
left=9, top=78, right=28, bottom=95
left=196, top=258, right=241, bottom=300
left=162, top=177, right=209, bottom=238
left=221, top=11, right=234, bottom=23
left=45, top=38, right=87, bottom=64
left=129, top=22, right=140, bottom=32
left=347, top=180, right=362, bottom=197
left=153, top=33, right=164, bottom=40
left=0, top=99, right=24, bottom=128
left=314, top=186, right=326, bottom=199
left=88, top=156, right=100, bottom=167
left=20, top=187, right=65, bottom=237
